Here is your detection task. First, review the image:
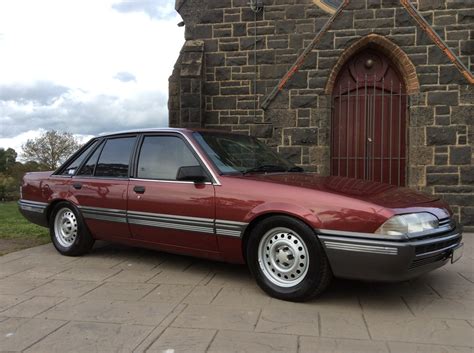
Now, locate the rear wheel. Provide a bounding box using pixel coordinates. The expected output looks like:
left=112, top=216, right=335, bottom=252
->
left=50, top=202, right=94, bottom=256
left=247, top=215, right=332, bottom=302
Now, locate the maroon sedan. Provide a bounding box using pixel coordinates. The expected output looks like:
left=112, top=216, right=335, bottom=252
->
left=19, top=128, right=463, bottom=301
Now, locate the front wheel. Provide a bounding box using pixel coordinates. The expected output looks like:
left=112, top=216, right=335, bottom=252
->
left=246, top=216, right=332, bottom=302
left=50, top=202, right=94, bottom=256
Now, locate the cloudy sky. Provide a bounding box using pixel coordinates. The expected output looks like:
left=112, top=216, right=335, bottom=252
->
left=0, top=0, right=184, bottom=153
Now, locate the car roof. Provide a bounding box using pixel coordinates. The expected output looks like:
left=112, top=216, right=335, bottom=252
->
left=98, top=127, right=244, bottom=138
left=98, top=127, right=190, bottom=137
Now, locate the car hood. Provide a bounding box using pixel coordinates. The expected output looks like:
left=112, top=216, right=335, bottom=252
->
left=237, top=173, right=440, bottom=209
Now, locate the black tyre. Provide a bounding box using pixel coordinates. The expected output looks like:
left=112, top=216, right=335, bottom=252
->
left=246, top=215, right=332, bottom=302
left=49, top=202, right=94, bottom=256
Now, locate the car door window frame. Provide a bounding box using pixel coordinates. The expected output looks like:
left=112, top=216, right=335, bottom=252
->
left=71, top=134, right=138, bottom=180
left=53, top=139, right=99, bottom=178
left=74, top=139, right=106, bottom=178
left=131, top=132, right=215, bottom=185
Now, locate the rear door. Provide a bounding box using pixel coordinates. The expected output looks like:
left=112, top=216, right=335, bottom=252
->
left=127, top=133, right=217, bottom=252
left=71, top=135, right=137, bottom=240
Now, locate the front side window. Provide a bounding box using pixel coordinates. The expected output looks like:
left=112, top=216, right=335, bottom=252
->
left=137, top=135, right=200, bottom=180
left=95, top=137, right=136, bottom=178
left=193, top=132, right=297, bottom=174
left=60, top=141, right=97, bottom=176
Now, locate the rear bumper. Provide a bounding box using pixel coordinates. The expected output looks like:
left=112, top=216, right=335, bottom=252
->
left=318, top=225, right=463, bottom=282
left=18, top=200, right=49, bottom=228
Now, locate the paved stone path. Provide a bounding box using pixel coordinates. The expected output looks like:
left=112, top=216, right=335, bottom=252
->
left=0, top=235, right=472, bottom=352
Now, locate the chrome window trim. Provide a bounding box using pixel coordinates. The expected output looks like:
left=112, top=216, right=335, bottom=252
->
left=130, top=178, right=213, bottom=186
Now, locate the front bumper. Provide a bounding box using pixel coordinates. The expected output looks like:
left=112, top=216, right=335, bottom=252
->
left=318, top=222, right=463, bottom=282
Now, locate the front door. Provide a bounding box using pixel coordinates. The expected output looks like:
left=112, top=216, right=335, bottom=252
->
left=331, top=49, right=407, bottom=186
left=127, top=134, right=217, bottom=253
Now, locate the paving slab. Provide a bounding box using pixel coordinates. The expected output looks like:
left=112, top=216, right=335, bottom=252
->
left=206, top=267, right=254, bottom=287
left=82, top=282, right=157, bottom=301
left=0, top=278, right=49, bottom=295
left=403, top=295, right=474, bottom=320
left=24, top=321, right=153, bottom=353
left=387, top=341, right=474, bottom=353
left=0, top=317, right=66, bottom=352
left=39, top=298, right=177, bottom=326
left=26, top=279, right=102, bottom=298
left=0, top=296, right=67, bottom=318
left=0, top=263, right=34, bottom=279
left=53, top=267, right=121, bottom=282
left=364, top=315, right=474, bottom=346
left=141, top=284, right=194, bottom=304
left=212, top=286, right=271, bottom=307
left=147, top=269, right=209, bottom=285
left=207, top=329, right=298, bottom=353
left=146, top=327, right=216, bottom=353
left=105, top=270, right=161, bottom=283
left=359, top=295, right=414, bottom=317
left=4, top=265, right=73, bottom=280
left=0, top=294, right=32, bottom=312
left=255, top=306, right=319, bottom=336
left=181, top=285, right=223, bottom=305
left=319, top=312, right=371, bottom=340
left=298, top=336, right=389, bottom=353
left=172, top=304, right=260, bottom=331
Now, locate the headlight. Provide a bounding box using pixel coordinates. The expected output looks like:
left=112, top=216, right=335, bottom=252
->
left=375, top=213, right=439, bottom=235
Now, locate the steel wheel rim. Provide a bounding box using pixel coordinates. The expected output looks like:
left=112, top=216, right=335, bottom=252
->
left=54, top=208, right=78, bottom=248
left=258, top=227, right=309, bottom=287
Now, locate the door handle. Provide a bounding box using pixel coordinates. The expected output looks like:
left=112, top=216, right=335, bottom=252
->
left=73, top=183, right=82, bottom=190
left=133, top=185, right=146, bottom=194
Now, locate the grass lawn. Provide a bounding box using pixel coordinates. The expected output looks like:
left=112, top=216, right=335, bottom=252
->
left=0, top=201, right=50, bottom=255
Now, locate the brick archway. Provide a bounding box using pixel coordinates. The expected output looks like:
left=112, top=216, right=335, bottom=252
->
left=325, top=34, right=420, bottom=95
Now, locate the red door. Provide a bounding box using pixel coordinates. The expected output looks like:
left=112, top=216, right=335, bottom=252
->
left=331, top=49, right=407, bottom=186
left=127, top=134, right=218, bottom=253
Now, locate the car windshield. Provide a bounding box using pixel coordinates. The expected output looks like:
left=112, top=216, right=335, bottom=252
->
left=193, top=131, right=302, bottom=174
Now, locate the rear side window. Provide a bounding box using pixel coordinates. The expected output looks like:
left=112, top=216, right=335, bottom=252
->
left=137, top=136, right=200, bottom=180
left=60, top=141, right=97, bottom=176
left=95, top=137, right=136, bottom=178
left=77, top=141, right=104, bottom=176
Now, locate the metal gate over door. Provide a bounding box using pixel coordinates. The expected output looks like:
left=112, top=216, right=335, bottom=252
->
left=331, top=49, right=408, bottom=187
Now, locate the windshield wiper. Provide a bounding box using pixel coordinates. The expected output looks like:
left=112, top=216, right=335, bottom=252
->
left=242, top=164, right=288, bottom=175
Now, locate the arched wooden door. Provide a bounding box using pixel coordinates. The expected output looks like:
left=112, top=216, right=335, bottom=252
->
left=331, top=49, right=407, bottom=186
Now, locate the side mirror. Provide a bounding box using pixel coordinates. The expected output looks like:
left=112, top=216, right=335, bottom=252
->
left=176, top=166, right=209, bottom=183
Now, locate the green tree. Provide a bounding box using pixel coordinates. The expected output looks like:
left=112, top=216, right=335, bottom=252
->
left=0, top=148, right=17, bottom=173
left=22, top=130, right=81, bottom=170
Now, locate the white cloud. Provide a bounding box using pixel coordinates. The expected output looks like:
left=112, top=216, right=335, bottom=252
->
left=0, top=0, right=184, bottom=152
left=114, top=72, right=137, bottom=82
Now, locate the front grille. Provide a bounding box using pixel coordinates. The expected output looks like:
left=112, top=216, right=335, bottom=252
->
left=409, top=252, right=448, bottom=269
left=415, top=237, right=460, bottom=255
left=439, top=217, right=453, bottom=228
left=410, top=217, right=461, bottom=269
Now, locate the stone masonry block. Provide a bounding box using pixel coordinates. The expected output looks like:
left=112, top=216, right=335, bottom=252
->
left=450, top=146, right=472, bottom=165
left=426, top=126, right=457, bottom=145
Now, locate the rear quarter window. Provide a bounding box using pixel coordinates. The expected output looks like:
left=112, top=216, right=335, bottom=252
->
left=59, top=141, right=97, bottom=176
